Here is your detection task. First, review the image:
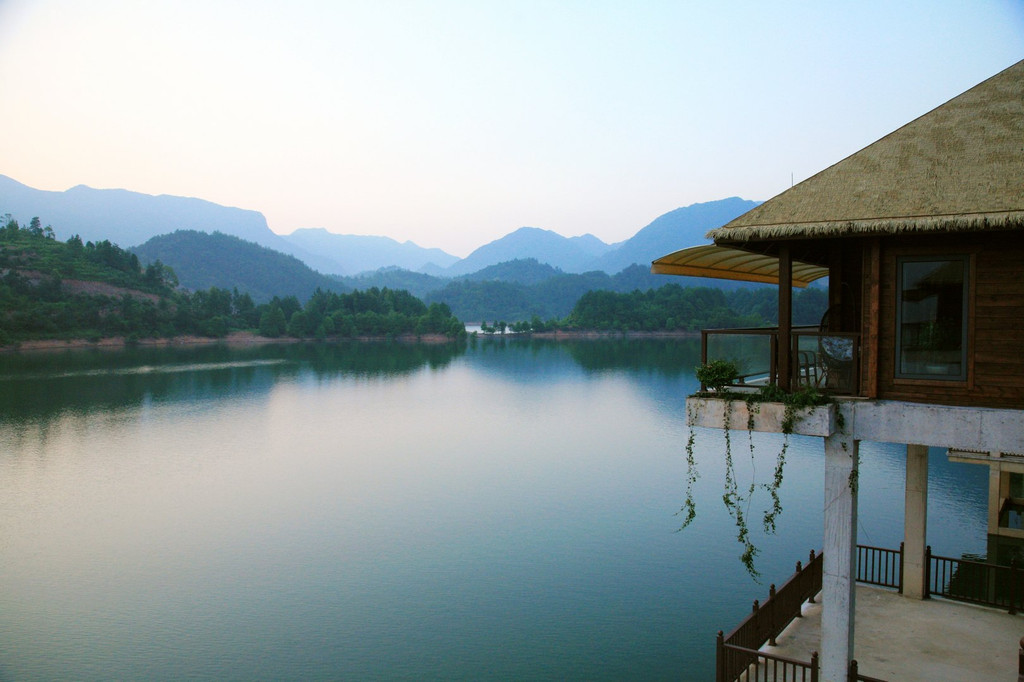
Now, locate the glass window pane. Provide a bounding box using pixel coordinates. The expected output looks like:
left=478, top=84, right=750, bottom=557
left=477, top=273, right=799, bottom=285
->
left=897, top=257, right=967, bottom=379
left=1010, top=473, right=1024, bottom=499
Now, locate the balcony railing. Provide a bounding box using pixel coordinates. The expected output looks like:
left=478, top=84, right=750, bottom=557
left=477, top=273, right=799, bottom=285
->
left=717, top=550, right=823, bottom=682
left=928, top=547, right=1024, bottom=614
left=856, top=544, right=903, bottom=592
left=700, top=327, right=860, bottom=395
left=716, top=544, right=1024, bottom=681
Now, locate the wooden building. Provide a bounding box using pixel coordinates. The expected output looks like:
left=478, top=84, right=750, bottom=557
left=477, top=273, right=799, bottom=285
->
left=653, top=60, right=1024, bottom=681
left=654, top=60, right=1024, bottom=408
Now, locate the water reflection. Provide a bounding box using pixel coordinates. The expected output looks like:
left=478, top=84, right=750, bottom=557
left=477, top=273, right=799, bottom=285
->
left=0, top=338, right=699, bottom=422
left=0, top=341, right=468, bottom=423
left=0, top=338, right=995, bottom=681
left=564, top=337, right=702, bottom=376
left=466, top=336, right=702, bottom=377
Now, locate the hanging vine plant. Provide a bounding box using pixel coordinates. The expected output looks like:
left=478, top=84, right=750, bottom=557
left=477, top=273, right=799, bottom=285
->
left=680, top=364, right=833, bottom=579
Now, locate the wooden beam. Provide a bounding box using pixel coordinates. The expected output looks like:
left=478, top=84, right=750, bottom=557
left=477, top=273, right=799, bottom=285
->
left=779, top=245, right=792, bottom=392
left=829, top=246, right=843, bottom=311
left=862, top=240, right=881, bottom=398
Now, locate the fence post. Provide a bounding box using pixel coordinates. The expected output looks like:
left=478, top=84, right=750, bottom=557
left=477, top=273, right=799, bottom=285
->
left=811, top=651, right=819, bottom=682
left=898, top=541, right=904, bottom=594
left=924, top=545, right=932, bottom=599
left=716, top=630, right=724, bottom=682
left=808, top=550, right=817, bottom=604
left=768, top=584, right=777, bottom=646
left=849, top=658, right=858, bottom=681
left=769, top=332, right=777, bottom=386
left=700, top=332, right=708, bottom=391
left=1010, top=560, right=1018, bottom=616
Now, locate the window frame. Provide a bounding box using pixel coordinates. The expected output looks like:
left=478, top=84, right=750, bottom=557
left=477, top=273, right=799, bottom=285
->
left=894, top=254, right=971, bottom=382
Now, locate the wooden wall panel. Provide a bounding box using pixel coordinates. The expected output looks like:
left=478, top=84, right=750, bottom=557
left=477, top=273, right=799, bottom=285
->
left=873, top=231, right=1024, bottom=408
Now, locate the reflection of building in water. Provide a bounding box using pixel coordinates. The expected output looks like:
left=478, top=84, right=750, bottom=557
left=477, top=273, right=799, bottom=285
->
left=653, top=60, right=1024, bottom=681
left=949, top=449, right=1024, bottom=538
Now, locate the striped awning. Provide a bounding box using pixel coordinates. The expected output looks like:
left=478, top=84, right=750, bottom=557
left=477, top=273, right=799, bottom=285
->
left=650, top=244, right=828, bottom=288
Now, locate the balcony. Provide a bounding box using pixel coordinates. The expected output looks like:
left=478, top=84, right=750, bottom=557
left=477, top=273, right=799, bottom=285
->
left=718, top=545, right=1024, bottom=681
left=700, top=326, right=861, bottom=396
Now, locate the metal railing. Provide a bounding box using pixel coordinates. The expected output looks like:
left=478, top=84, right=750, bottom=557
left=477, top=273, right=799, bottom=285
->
left=855, top=543, right=903, bottom=592
left=716, top=642, right=818, bottom=682
left=716, top=544, right=1024, bottom=682
left=849, top=659, right=888, bottom=682
left=700, top=327, right=860, bottom=395
left=717, top=550, right=823, bottom=682
left=928, top=546, right=1024, bottom=614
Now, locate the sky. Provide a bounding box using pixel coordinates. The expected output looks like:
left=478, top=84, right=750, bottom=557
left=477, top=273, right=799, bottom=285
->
left=0, top=2, right=1022, bottom=257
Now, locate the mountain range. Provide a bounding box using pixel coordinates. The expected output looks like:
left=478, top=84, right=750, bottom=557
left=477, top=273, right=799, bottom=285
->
left=0, top=174, right=758, bottom=278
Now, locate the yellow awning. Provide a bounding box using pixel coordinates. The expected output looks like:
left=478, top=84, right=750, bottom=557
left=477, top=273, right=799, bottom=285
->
left=650, top=244, right=828, bottom=288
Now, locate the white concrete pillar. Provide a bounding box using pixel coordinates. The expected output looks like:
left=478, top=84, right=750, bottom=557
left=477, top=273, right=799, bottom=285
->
left=988, top=464, right=1002, bottom=534
left=822, top=433, right=859, bottom=682
left=903, top=444, right=929, bottom=599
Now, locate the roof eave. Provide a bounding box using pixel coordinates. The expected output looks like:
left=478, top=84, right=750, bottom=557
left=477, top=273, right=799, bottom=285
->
left=708, top=210, right=1024, bottom=243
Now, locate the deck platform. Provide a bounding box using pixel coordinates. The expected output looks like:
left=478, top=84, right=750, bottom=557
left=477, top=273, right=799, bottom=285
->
left=762, top=585, right=1024, bottom=681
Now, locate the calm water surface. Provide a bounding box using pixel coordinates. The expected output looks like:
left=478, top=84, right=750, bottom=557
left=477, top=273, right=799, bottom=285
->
left=0, top=339, right=987, bottom=680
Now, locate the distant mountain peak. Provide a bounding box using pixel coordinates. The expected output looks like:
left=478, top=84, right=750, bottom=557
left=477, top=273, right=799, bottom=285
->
left=444, top=197, right=760, bottom=276
left=281, top=228, right=458, bottom=276
left=445, top=226, right=614, bottom=276
left=590, top=197, right=761, bottom=274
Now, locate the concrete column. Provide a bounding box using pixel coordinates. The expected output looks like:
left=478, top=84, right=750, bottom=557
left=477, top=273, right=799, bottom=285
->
left=903, top=444, right=929, bottom=599
left=822, top=433, right=859, bottom=682
left=988, top=465, right=1002, bottom=534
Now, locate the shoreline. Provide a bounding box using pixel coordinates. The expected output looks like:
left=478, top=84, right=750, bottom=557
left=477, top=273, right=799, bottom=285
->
left=505, top=329, right=700, bottom=340
left=1, top=328, right=701, bottom=354
left=0, top=330, right=459, bottom=354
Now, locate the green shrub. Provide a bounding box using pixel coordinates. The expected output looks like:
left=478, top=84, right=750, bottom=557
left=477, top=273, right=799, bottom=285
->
left=695, top=359, right=739, bottom=391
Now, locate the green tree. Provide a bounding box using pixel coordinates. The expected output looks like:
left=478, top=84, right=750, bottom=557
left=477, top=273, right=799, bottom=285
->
left=287, top=310, right=310, bottom=337
left=259, top=306, right=287, bottom=337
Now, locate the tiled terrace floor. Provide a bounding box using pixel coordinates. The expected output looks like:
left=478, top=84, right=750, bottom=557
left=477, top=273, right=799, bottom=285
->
left=762, top=585, right=1024, bottom=681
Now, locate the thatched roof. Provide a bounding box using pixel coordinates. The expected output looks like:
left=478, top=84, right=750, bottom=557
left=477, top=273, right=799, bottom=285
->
left=708, top=60, right=1024, bottom=243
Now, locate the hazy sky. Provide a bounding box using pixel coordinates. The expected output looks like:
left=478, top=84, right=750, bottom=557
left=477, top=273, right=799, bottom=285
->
left=1, top=1, right=1021, bottom=256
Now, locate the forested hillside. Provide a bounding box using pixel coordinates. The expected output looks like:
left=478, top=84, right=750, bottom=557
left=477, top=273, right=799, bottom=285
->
left=562, top=285, right=827, bottom=332
left=256, top=288, right=464, bottom=340
left=426, top=268, right=614, bottom=322
left=2, top=213, right=825, bottom=347
left=421, top=260, right=781, bottom=322
left=133, top=230, right=349, bottom=302
left=128, top=224, right=795, bottom=324
left=0, top=216, right=465, bottom=345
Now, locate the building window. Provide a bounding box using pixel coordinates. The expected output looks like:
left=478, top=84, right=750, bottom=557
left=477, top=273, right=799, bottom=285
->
left=896, top=256, right=968, bottom=380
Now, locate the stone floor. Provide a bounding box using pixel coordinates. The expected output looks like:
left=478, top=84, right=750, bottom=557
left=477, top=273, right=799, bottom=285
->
left=761, top=585, right=1024, bottom=681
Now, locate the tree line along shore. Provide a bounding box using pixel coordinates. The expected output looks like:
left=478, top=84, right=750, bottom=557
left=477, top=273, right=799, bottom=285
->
left=0, top=215, right=826, bottom=350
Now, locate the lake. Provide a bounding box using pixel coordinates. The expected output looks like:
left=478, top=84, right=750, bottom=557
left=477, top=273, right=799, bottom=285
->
left=0, top=338, right=988, bottom=681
